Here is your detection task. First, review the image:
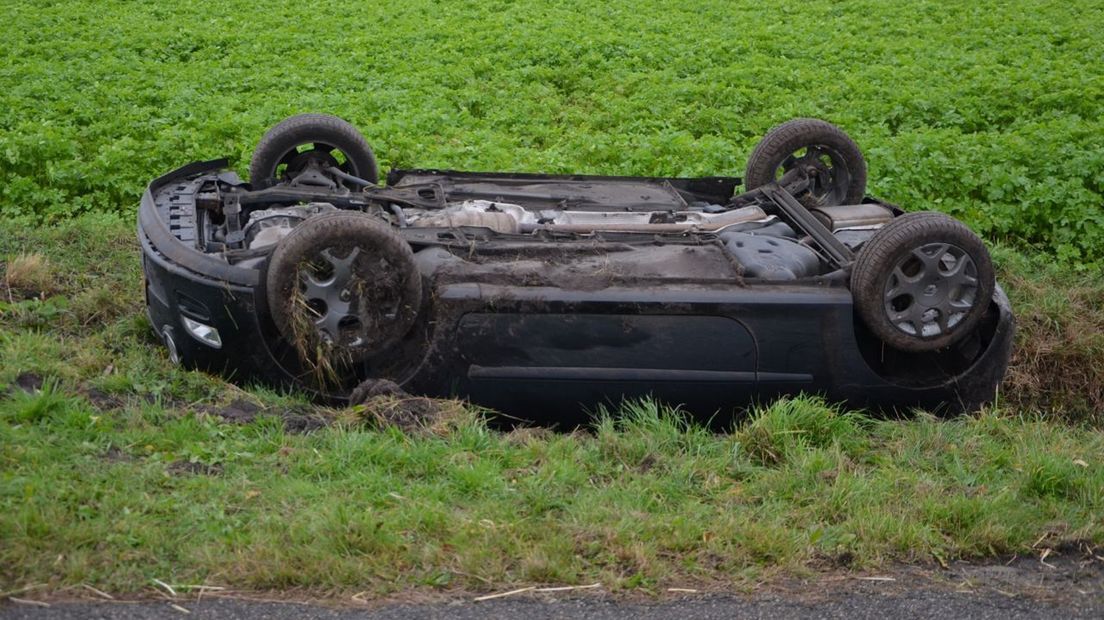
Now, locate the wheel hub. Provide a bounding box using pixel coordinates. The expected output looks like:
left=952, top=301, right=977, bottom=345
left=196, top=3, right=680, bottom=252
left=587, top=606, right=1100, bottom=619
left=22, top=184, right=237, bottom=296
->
left=779, top=145, right=850, bottom=206
left=919, top=277, right=948, bottom=304
left=284, top=146, right=340, bottom=179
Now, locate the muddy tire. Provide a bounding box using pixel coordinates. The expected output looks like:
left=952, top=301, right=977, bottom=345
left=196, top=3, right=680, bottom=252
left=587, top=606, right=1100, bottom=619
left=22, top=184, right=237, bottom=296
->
left=851, top=212, right=994, bottom=352
left=745, top=118, right=867, bottom=206
left=250, top=114, right=379, bottom=189
left=266, top=212, right=421, bottom=365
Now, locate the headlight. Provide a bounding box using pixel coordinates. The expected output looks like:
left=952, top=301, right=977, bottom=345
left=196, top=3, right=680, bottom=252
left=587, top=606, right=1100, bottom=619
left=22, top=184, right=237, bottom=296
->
left=181, top=316, right=222, bottom=349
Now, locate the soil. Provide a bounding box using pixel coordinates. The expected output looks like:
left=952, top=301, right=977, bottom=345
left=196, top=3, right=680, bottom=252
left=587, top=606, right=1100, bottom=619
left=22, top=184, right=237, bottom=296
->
left=0, top=281, right=47, bottom=302
left=281, top=410, right=331, bottom=433
left=348, top=378, right=408, bottom=402
left=755, top=542, right=1104, bottom=606
left=80, top=387, right=124, bottom=411
left=348, top=378, right=469, bottom=434
left=205, top=398, right=262, bottom=424
left=201, top=398, right=330, bottom=433
left=100, top=446, right=133, bottom=463
left=937, top=542, right=1104, bottom=603
left=166, top=460, right=223, bottom=476
left=5, top=549, right=1102, bottom=618
left=12, top=372, right=43, bottom=393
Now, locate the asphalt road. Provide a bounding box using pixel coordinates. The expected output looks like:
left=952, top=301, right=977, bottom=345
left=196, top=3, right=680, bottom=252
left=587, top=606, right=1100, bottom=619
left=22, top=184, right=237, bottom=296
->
left=4, top=554, right=1102, bottom=619
left=1, top=590, right=1101, bottom=620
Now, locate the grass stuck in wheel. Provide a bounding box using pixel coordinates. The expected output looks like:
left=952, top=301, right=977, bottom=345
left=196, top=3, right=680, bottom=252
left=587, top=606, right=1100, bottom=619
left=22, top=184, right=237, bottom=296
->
left=285, top=270, right=357, bottom=389
left=266, top=211, right=424, bottom=390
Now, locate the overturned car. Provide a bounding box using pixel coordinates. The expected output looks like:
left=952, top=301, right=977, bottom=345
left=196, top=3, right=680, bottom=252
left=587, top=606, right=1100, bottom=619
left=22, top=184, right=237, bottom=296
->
left=139, top=115, right=1013, bottom=421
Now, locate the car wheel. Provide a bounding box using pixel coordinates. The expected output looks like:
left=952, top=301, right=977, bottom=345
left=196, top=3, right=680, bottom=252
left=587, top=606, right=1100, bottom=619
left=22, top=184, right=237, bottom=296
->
left=266, top=211, right=421, bottom=366
left=249, top=113, right=379, bottom=189
left=744, top=118, right=867, bottom=206
left=851, top=212, right=995, bottom=353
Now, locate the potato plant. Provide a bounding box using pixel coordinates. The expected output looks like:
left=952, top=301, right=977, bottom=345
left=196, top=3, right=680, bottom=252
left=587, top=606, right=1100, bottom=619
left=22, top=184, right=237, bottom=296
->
left=0, top=1, right=1101, bottom=263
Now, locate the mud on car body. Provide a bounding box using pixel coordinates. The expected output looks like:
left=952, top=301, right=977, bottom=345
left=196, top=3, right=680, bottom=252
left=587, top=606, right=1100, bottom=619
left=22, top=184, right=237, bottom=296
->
left=139, top=115, right=1013, bottom=422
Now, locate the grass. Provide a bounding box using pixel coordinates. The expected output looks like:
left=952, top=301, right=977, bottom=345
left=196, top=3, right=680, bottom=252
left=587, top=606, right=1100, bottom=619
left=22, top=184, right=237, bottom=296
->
left=1, top=216, right=1103, bottom=597
left=993, top=245, right=1104, bottom=417
left=1, top=382, right=1102, bottom=596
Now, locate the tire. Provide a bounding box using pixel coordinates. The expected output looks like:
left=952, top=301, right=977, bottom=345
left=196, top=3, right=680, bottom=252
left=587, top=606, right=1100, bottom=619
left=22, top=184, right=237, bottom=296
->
left=250, top=114, right=379, bottom=189
left=851, top=212, right=995, bottom=352
left=266, top=212, right=421, bottom=365
left=745, top=118, right=867, bottom=206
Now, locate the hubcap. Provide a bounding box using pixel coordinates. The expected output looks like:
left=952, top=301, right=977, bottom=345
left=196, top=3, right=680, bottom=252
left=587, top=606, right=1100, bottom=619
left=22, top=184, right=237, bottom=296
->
left=882, top=243, right=979, bottom=339
left=298, top=246, right=367, bottom=349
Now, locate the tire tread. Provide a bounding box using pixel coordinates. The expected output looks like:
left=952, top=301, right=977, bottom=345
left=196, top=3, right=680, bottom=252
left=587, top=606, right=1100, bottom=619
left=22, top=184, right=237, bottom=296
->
left=249, top=114, right=378, bottom=186
left=745, top=118, right=867, bottom=205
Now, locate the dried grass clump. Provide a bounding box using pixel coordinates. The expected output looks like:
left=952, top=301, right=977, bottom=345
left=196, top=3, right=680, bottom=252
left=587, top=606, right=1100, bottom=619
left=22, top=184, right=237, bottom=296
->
left=1002, top=274, right=1104, bottom=419
left=4, top=253, right=53, bottom=299
left=348, top=394, right=474, bottom=436
left=997, top=255, right=1104, bottom=424
left=343, top=378, right=476, bottom=436
left=285, top=279, right=351, bottom=389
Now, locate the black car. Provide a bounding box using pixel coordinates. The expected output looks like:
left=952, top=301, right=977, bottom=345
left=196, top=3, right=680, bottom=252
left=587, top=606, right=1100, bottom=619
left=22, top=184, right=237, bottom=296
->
left=139, top=115, right=1013, bottom=421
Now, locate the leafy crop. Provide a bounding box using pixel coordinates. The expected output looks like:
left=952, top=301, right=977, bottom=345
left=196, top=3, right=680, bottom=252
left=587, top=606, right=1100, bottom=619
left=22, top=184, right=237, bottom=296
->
left=1, top=1, right=1102, bottom=263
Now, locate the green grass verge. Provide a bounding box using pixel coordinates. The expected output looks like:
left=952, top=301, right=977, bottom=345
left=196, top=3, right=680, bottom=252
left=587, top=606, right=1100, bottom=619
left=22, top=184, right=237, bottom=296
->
left=2, top=388, right=1102, bottom=595
left=2, top=217, right=1103, bottom=596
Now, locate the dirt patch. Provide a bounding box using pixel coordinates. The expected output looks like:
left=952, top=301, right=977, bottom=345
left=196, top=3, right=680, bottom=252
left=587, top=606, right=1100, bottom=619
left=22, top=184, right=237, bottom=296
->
left=11, top=371, right=44, bottom=393
left=209, top=398, right=263, bottom=424
left=182, top=379, right=475, bottom=437
left=753, top=542, right=1104, bottom=608
left=280, top=409, right=331, bottom=433
left=358, top=396, right=462, bottom=434
left=81, top=387, right=125, bottom=410
left=943, top=541, right=1104, bottom=599
left=349, top=378, right=472, bottom=435
left=101, top=446, right=133, bottom=463
left=201, top=398, right=330, bottom=433
left=167, top=460, right=223, bottom=476
left=635, top=454, right=659, bottom=473
left=348, top=378, right=408, bottom=402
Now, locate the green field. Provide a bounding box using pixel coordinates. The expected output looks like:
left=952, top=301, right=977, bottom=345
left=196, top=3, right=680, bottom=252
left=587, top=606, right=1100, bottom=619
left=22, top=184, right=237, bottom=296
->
left=2, top=0, right=1104, bottom=600
left=2, top=0, right=1103, bottom=262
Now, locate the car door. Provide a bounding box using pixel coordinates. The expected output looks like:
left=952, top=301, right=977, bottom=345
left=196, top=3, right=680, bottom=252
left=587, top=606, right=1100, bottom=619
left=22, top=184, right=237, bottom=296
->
left=455, top=312, right=758, bottom=421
